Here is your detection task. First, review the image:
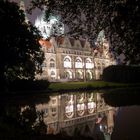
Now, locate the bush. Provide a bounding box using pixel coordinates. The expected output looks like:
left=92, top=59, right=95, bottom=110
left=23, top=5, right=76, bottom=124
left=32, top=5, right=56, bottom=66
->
left=102, top=65, right=140, bottom=83
left=8, top=79, right=50, bottom=91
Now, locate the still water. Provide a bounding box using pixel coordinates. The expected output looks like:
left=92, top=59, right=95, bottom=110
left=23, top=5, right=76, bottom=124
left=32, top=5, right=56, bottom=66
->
left=0, top=91, right=116, bottom=140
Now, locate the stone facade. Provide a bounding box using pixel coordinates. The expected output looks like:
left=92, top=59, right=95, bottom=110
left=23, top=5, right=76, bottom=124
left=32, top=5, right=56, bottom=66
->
left=36, top=36, right=116, bottom=81
left=18, top=0, right=116, bottom=82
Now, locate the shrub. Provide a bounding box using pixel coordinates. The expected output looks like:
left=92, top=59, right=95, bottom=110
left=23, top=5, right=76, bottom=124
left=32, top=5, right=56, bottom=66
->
left=102, top=65, right=140, bottom=83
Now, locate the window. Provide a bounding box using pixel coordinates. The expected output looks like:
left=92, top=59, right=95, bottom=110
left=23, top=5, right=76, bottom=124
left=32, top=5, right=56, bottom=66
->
left=64, top=57, right=72, bottom=68
left=85, top=58, right=94, bottom=69
left=51, top=71, right=55, bottom=75
left=51, top=108, right=56, bottom=113
left=75, top=58, right=83, bottom=68
left=50, top=59, right=55, bottom=68
left=51, top=108, right=57, bottom=117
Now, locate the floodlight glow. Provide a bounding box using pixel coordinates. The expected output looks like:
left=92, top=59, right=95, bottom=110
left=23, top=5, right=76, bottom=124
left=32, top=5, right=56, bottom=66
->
left=35, top=13, right=64, bottom=39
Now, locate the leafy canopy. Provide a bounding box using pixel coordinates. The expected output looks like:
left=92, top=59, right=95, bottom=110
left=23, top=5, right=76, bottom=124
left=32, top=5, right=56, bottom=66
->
left=0, top=0, right=44, bottom=87
left=29, top=0, right=140, bottom=65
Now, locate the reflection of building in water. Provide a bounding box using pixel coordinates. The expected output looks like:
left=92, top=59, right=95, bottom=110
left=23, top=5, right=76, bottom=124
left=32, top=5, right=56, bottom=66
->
left=27, top=92, right=115, bottom=136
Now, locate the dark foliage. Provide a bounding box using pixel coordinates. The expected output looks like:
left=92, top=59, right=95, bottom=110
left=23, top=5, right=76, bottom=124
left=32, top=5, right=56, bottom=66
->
left=0, top=104, right=47, bottom=140
left=0, top=102, right=93, bottom=140
left=102, top=65, right=140, bottom=83
left=0, top=0, right=44, bottom=91
left=29, top=0, right=140, bottom=64
left=8, top=79, right=50, bottom=92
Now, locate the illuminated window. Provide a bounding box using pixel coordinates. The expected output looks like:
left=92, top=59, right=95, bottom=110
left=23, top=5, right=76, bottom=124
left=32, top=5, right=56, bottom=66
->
left=75, top=71, right=83, bottom=79
left=51, top=71, right=55, bottom=75
left=85, top=58, right=94, bottom=69
left=75, top=57, right=83, bottom=68
left=64, top=57, right=72, bottom=68
left=64, top=71, right=72, bottom=79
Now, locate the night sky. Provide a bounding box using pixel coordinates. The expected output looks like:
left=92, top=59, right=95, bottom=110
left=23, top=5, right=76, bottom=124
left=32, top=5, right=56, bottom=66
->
left=12, top=0, right=42, bottom=24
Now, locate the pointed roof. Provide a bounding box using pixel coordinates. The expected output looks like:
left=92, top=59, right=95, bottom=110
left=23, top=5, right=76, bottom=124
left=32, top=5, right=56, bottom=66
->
left=69, top=37, right=75, bottom=46
left=80, top=39, right=85, bottom=48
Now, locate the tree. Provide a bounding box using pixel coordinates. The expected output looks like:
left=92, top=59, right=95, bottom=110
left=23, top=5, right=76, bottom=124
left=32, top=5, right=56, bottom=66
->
left=29, top=0, right=140, bottom=65
left=0, top=0, right=44, bottom=90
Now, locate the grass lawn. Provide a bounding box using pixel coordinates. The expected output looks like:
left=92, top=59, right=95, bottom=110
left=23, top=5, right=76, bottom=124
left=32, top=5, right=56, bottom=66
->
left=48, top=80, right=138, bottom=92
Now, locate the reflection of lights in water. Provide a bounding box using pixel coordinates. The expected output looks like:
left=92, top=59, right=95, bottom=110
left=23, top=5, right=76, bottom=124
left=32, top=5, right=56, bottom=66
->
left=99, top=124, right=103, bottom=132
left=99, top=124, right=111, bottom=140
left=99, top=124, right=108, bottom=132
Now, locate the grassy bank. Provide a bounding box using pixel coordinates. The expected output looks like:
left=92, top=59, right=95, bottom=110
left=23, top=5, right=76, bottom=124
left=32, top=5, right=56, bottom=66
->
left=48, top=80, right=140, bottom=92
left=1, top=80, right=140, bottom=96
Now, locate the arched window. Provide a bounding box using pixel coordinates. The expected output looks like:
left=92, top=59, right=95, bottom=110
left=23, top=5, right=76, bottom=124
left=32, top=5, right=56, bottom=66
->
left=64, top=56, right=72, bottom=68
left=51, top=71, right=55, bottom=75
left=86, top=71, right=93, bottom=80
left=50, top=59, right=55, bottom=68
left=50, top=71, right=55, bottom=80
left=75, top=57, right=83, bottom=68
left=75, top=71, right=83, bottom=79
left=64, top=70, right=72, bottom=79
left=85, top=58, right=94, bottom=69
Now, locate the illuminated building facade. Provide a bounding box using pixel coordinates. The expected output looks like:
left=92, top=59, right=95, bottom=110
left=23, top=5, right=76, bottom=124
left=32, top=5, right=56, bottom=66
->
left=35, top=36, right=116, bottom=81
left=34, top=11, right=116, bottom=81
left=18, top=0, right=116, bottom=81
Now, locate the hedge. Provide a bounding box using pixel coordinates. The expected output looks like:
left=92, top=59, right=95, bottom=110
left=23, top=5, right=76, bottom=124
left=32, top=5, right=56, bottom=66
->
left=102, top=65, right=140, bottom=83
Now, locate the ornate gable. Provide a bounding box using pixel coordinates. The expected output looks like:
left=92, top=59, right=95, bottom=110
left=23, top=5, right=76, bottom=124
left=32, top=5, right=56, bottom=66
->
left=84, top=40, right=91, bottom=51
left=64, top=37, right=72, bottom=48
left=74, top=40, right=82, bottom=49
left=57, top=36, right=71, bottom=48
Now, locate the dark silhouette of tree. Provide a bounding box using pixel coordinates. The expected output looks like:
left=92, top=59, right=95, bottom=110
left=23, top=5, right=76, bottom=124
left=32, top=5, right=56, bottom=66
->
left=29, top=0, right=140, bottom=65
left=0, top=103, right=47, bottom=139
left=0, top=0, right=44, bottom=91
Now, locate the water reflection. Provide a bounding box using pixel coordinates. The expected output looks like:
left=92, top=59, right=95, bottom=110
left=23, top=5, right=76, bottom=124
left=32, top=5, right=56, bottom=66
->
left=0, top=91, right=115, bottom=139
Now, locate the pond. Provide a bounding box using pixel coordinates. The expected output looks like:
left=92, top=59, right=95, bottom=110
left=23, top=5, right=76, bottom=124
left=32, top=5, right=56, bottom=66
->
left=0, top=88, right=140, bottom=140
left=112, top=106, right=140, bottom=140
left=103, top=87, right=140, bottom=140
left=0, top=91, right=116, bottom=139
